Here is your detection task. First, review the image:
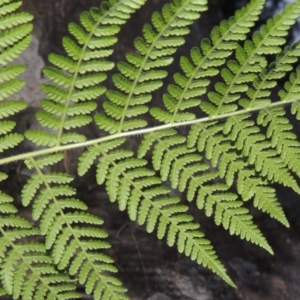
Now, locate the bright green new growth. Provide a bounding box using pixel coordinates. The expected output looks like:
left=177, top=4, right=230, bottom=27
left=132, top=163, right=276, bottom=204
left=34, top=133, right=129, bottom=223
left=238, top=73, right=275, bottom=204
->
left=1, top=0, right=300, bottom=298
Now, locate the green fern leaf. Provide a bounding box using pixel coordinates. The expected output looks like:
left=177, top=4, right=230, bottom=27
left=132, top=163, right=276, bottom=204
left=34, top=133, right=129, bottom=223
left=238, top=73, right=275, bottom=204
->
left=143, top=0, right=291, bottom=228
left=78, top=138, right=126, bottom=176
left=0, top=65, right=25, bottom=82
left=188, top=121, right=289, bottom=226
left=22, top=157, right=129, bottom=299
left=258, top=107, right=300, bottom=176
left=0, top=133, right=23, bottom=153
left=199, top=0, right=300, bottom=117
left=280, top=65, right=300, bottom=122
left=2, top=243, right=80, bottom=300
left=0, top=175, right=79, bottom=300
left=96, top=0, right=208, bottom=134
left=0, top=12, right=32, bottom=31
left=151, top=0, right=266, bottom=123
left=139, top=129, right=272, bottom=251
left=0, top=22, right=32, bottom=47
left=85, top=142, right=235, bottom=287
left=0, top=1, right=33, bottom=65
left=281, top=66, right=300, bottom=103
left=21, top=172, right=73, bottom=206
left=240, top=42, right=300, bottom=109
left=0, top=120, right=15, bottom=135
left=0, top=79, right=24, bottom=101
left=61, top=132, right=87, bottom=144
left=177, top=3, right=300, bottom=199
left=0, top=100, right=26, bottom=118
left=229, top=41, right=300, bottom=181
left=25, top=130, right=57, bottom=147
left=2, top=0, right=300, bottom=294
left=27, top=0, right=146, bottom=151
left=225, top=114, right=300, bottom=193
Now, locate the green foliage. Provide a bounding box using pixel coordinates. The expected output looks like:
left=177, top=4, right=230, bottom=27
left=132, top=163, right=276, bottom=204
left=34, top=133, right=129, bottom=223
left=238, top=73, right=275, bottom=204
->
left=1, top=0, right=300, bottom=298
left=0, top=172, right=80, bottom=300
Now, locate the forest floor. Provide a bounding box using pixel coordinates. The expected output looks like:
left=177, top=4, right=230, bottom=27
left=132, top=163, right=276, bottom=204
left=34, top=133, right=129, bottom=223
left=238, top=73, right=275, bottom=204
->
left=3, top=0, right=300, bottom=299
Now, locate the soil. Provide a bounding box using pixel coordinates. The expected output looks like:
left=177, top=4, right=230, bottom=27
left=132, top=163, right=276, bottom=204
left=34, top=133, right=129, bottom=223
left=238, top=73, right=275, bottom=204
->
left=1, top=0, right=300, bottom=299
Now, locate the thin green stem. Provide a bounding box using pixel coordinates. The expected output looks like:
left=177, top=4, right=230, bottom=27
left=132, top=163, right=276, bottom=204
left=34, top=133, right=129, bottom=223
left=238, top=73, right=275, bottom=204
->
left=0, top=98, right=298, bottom=166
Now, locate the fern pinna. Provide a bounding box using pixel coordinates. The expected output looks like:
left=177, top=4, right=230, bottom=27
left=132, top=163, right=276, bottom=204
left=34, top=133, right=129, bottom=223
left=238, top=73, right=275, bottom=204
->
left=22, top=1, right=150, bottom=299
left=1, top=0, right=300, bottom=298
left=0, top=2, right=79, bottom=299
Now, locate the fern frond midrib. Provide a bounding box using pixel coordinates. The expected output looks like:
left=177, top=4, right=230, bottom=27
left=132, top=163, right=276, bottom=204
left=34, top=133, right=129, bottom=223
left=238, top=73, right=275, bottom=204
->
left=116, top=0, right=197, bottom=133
left=29, top=158, right=118, bottom=294
left=0, top=96, right=298, bottom=166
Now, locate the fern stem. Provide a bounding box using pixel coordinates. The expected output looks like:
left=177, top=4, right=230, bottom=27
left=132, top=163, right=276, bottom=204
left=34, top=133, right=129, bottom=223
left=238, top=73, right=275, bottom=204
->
left=1, top=97, right=299, bottom=165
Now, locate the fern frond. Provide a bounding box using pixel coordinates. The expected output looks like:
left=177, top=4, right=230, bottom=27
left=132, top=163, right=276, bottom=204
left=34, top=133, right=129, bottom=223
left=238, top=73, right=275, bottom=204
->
left=181, top=2, right=300, bottom=193
left=22, top=159, right=128, bottom=300
left=0, top=120, right=17, bottom=135
left=0, top=11, right=35, bottom=289
left=258, top=107, right=300, bottom=176
left=24, top=153, right=64, bottom=170
left=185, top=121, right=289, bottom=226
left=0, top=99, right=26, bottom=118
left=0, top=132, right=23, bottom=153
left=0, top=173, right=79, bottom=300
left=0, top=0, right=33, bottom=155
left=150, top=0, right=265, bottom=123
left=26, top=0, right=146, bottom=148
left=144, top=1, right=296, bottom=228
left=224, top=113, right=300, bottom=193
left=78, top=138, right=126, bottom=176
left=0, top=1, right=33, bottom=65
left=3, top=0, right=300, bottom=294
left=95, top=0, right=208, bottom=134
left=25, top=130, right=58, bottom=147
left=79, top=142, right=235, bottom=287
left=138, top=129, right=272, bottom=252
left=2, top=242, right=80, bottom=300
left=199, top=0, right=300, bottom=117
left=246, top=63, right=300, bottom=180
left=281, top=65, right=300, bottom=120
left=240, top=43, right=300, bottom=109
left=228, top=40, right=300, bottom=180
